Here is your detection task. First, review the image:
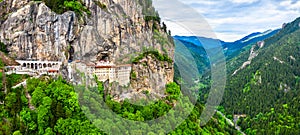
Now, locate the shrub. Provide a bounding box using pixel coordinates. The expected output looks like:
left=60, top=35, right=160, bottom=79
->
left=132, top=50, right=173, bottom=64
left=130, top=71, right=137, bottom=79
left=0, top=41, right=8, bottom=54
left=94, top=1, right=107, bottom=11
left=35, top=0, right=91, bottom=16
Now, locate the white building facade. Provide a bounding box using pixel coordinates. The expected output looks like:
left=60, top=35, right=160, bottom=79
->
left=5, top=60, right=62, bottom=76
left=90, top=61, right=132, bottom=86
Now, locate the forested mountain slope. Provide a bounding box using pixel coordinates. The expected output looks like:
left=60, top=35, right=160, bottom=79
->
left=222, top=17, right=300, bottom=134
left=173, top=39, right=210, bottom=76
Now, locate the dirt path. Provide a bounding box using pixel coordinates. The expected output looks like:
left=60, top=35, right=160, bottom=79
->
left=217, top=111, right=246, bottom=135
left=25, top=90, right=35, bottom=110
left=11, top=76, right=40, bottom=110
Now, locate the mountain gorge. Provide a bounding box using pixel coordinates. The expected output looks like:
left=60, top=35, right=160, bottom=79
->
left=174, top=16, right=300, bottom=134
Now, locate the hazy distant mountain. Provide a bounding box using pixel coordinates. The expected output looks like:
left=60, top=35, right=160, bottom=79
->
left=173, top=29, right=280, bottom=59
left=173, top=36, right=225, bottom=48
left=223, top=29, right=280, bottom=59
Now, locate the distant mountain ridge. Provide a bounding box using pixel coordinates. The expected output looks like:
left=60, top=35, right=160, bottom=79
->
left=173, top=29, right=280, bottom=59
left=223, top=29, right=280, bottom=59
left=173, top=36, right=225, bottom=47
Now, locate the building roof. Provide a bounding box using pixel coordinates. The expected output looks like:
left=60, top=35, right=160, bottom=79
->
left=86, top=63, right=96, bottom=67
left=5, top=66, right=18, bottom=68
left=117, top=64, right=132, bottom=67
left=95, top=65, right=116, bottom=68
left=75, top=60, right=81, bottom=63
left=48, top=69, right=59, bottom=72
left=79, top=61, right=132, bottom=69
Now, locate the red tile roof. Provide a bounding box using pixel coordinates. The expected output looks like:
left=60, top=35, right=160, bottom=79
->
left=48, top=69, right=58, bottom=72
left=95, top=66, right=116, bottom=68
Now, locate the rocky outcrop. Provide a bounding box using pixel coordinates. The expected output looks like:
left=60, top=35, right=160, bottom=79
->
left=0, top=0, right=174, bottom=100
left=0, top=51, right=19, bottom=66
left=131, top=55, right=173, bottom=93
left=115, top=54, right=173, bottom=101
left=232, top=42, right=262, bottom=76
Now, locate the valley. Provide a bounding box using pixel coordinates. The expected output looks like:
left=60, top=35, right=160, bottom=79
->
left=175, top=17, right=300, bottom=134
left=0, top=0, right=299, bottom=134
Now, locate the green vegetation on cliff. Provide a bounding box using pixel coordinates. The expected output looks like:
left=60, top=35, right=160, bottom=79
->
left=0, top=42, right=8, bottom=54
left=132, top=50, right=173, bottom=63
left=138, top=0, right=161, bottom=23
left=34, top=0, right=90, bottom=15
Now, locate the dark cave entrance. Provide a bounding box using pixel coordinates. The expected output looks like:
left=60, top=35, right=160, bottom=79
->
left=98, top=53, right=110, bottom=62
left=68, top=46, right=74, bottom=62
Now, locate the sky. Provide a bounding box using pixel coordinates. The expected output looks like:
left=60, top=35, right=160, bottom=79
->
left=153, top=0, right=300, bottom=42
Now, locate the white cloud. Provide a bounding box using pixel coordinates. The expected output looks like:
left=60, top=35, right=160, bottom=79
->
left=280, top=0, right=300, bottom=10
left=153, top=0, right=300, bottom=42
left=230, top=0, right=259, bottom=4
left=153, top=0, right=218, bottom=38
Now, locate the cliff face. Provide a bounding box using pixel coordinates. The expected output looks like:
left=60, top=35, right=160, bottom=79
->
left=108, top=54, right=174, bottom=101
left=0, top=0, right=174, bottom=100
left=0, top=0, right=173, bottom=62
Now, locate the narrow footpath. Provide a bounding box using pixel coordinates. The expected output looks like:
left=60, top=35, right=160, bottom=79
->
left=11, top=75, right=41, bottom=110
left=216, top=111, right=246, bottom=135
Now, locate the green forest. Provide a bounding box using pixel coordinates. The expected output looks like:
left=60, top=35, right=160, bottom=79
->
left=0, top=72, right=240, bottom=134
left=221, top=17, right=300, bottom=134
